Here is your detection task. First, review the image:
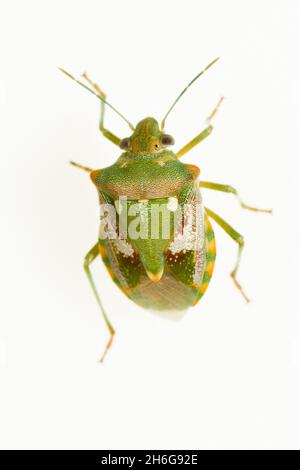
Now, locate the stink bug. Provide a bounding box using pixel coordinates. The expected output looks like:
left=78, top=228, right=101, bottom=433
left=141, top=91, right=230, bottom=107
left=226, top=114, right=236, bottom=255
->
left=60, top=59, right=271, bottom=362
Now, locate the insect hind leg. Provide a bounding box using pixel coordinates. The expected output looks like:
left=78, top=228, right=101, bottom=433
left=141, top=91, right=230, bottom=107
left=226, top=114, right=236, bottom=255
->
left=84, top=243, right=115, bottom=362
left=205, top=207, right=250, bottom=303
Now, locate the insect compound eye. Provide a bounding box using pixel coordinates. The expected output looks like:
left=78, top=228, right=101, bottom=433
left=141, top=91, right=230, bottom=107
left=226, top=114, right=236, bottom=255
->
left=161, top=134, right=175, bottom=146
left=120, top=138, right=130, bottom=150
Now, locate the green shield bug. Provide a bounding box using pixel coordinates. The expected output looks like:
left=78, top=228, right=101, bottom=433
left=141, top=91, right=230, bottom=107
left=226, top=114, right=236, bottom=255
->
left=60, top=59, right=272, bottom=362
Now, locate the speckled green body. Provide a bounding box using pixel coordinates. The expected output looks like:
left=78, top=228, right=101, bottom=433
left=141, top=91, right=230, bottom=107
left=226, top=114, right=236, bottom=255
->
left=94, top=150, right=195, bottom=200
left=90, top=119, right=216, bottom=310
left=62, top=63, right=257, bottom=360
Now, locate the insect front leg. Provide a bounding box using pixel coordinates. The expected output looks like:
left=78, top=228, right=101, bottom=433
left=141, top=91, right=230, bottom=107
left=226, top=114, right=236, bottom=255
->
left=205, top=207, right=250, bottom=303
left=176, top=97, right=224, bottom=158
left=200, top=181, right=272, bottom=213
left=84, top=243, right=115, bottom=362
left=82, top=72, right=121, bottom=146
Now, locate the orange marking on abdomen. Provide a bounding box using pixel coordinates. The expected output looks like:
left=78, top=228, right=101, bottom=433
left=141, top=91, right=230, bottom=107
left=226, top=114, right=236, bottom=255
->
left=98, top=244, right=106, bottom=257
left=206, top=261, right=214, bottom=277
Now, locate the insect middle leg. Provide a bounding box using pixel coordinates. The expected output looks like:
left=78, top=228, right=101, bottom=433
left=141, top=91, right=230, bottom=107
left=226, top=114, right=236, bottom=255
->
left=205, top=207, right=250, bottom=303
left=69, top=161, right=93, bottom=172
left=200, top=181, right=272, bottom=213
left=84, top=243, right=115, bottom=362
left=176, top=96, right=224, bottom=158
left=82, top=72, right=121, bottom=146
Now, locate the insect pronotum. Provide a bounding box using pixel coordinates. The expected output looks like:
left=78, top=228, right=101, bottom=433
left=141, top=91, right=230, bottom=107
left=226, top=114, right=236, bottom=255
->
left=60, top=59, right=272, bottom=362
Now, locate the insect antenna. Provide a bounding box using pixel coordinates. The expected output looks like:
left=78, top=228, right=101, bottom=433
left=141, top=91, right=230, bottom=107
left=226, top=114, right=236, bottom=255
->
left=160, top=57, right=220, bottom=130
left=59, top=68, right=135, bottom=130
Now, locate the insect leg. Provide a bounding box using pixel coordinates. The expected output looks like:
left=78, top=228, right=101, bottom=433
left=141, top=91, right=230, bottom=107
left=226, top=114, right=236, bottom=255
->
left=200, top=182, right=272, bottom=213
left=205, top=207, right=250, bottom=303
left=176, top=97, right=224, bottom=158
left=176, top=126, right=213, bottom=158
left=69, top=161, right=93, bottom=172
left=84, top=243, right=115, bottom=362
left=82, top=72, right=121, bottom=146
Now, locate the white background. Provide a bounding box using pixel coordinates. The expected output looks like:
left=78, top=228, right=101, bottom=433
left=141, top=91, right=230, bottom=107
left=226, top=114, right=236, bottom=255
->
left=0, top=0, right=300, bottom=450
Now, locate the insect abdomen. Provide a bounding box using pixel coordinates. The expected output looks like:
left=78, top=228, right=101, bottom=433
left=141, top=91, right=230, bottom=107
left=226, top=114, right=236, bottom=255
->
left=98, top=212, right=216, bottom=311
